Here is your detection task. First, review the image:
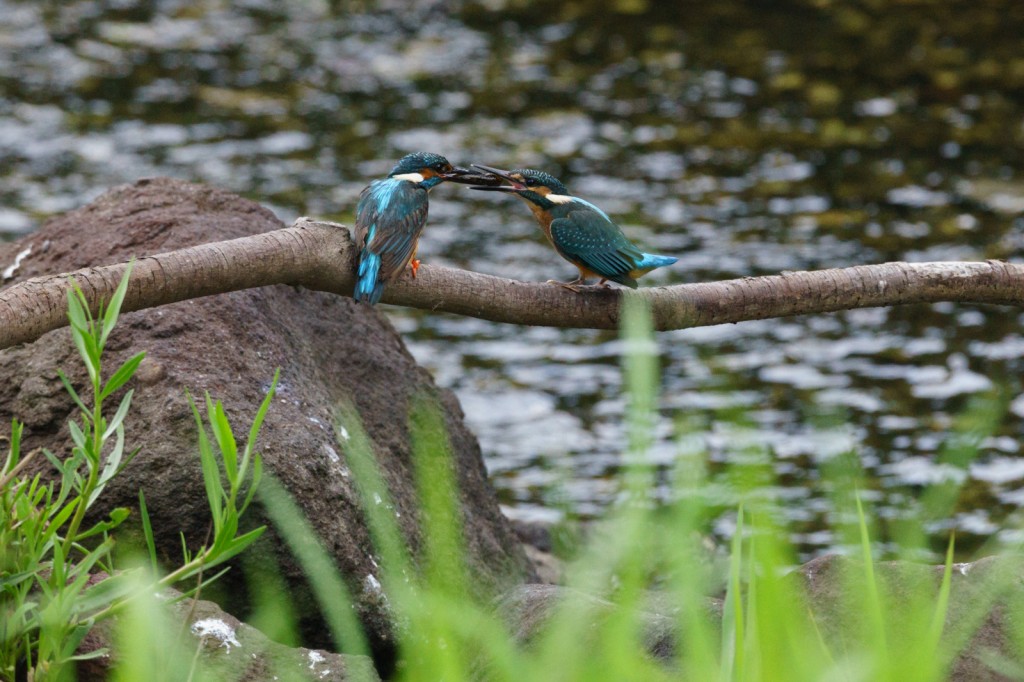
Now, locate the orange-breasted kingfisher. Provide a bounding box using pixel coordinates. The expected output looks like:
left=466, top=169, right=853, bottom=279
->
left=353, top=152, right=477, bottom=305
left=471, top=166, right=678, bottom=290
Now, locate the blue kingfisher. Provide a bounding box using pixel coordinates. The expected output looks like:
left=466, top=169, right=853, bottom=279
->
left=353, top=152, right=479, bottom=305
left=471, top=166, right=678, bottom=290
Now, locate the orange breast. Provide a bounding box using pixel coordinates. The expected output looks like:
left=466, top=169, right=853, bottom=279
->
left=524, top=202, right=556, bottom=245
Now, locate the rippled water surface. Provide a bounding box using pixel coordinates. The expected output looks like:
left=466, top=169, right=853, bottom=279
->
left=4, top=0, right=1024, bottom=558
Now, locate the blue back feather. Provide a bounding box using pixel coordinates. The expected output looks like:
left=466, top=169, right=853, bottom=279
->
left=354, top=177, right=430, bottom=304
left=568, top=197, right=613, bottom=223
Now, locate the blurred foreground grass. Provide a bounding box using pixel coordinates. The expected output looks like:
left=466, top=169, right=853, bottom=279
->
left=4, top=280, right=1024, bottom=681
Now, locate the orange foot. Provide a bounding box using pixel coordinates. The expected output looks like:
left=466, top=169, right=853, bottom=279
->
left=410, top=259, right=421, bottom=279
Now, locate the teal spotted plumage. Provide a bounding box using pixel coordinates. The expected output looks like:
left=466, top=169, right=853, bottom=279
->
left=353, top=152, right=473, bottom=304
left=471, top=166, right=677, bottom=288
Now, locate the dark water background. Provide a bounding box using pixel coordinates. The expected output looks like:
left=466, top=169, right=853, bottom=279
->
left=4, top=0, right=1024, bottom=558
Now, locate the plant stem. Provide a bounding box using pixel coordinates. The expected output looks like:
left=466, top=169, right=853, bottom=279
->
left=59, top=347, right=103, bottom=558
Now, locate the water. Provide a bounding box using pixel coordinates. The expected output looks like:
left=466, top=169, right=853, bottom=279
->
left=4, top=0, right=1024, bottom=558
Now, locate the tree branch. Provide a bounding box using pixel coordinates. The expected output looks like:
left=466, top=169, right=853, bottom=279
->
left=1, top=217, right=1022, bottom=351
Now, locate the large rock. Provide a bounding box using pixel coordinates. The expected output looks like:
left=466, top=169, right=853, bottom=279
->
left=0, top=178, right=534, bottom=668
left=77, top=590, right=380, bottom=682
left=796, top=554, right=1022, bottom=682
left=498, top=554, right=1024, bottom=680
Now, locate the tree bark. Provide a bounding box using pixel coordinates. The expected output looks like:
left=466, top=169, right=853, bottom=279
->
left=1, top=217, right=1022, bottom=351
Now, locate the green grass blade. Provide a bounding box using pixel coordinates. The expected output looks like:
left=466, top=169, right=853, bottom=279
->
left=722, top=505, right=746, bottom=681
left=335, top=404, right=411, bottom=582
left=855, top=492, right=888, bottom=671
left=411, top=397, right=465, bottom=592
left=139, top=490, right=159, bottom=574
left=924, top=534, right=956, bottom=677
left=258, top=475, right=371, bottom=658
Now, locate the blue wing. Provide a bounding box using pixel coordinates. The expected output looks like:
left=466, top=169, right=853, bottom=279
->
left=353, top=179, right=428, bottom=303
left=549, top=207, right=646, bottom=288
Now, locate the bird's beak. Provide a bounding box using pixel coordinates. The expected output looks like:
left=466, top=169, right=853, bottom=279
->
left=467, top=164, right=525, bottom=192
left=440, top=166, right=503, bottom=185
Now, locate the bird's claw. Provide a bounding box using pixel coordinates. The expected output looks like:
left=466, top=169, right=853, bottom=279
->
left=410, top=259, right=421, bottom=279
left=546, top=279, right=583, bottom=293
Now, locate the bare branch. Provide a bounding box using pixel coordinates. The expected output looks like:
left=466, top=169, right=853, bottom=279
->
left=1, top=217, right=1022, bottom=351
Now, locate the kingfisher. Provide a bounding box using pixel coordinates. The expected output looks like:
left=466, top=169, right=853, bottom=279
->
left=353, top=152, right=478, bottom=305
left=471, top=166, right=678, bottom=290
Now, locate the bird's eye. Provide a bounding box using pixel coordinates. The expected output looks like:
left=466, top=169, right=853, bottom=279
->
left=525, top=179, right=536, bottom=186
left=434, top=162, right=448, bottom=171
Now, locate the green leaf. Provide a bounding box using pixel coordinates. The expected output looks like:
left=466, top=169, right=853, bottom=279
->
left=188, top=391, right=224, bottom=535
left=2, top=418, right=23, bottom=474
left=100, top=259, right=135, bottom=348
left=51, top=538, right=67, bottom=585
left=75, top=507, right=131, bottom=541
left=240, top=453, right=262, bottom=516
left=43, top=501, right=78, bottom=540
left=101, top=389, right=134, bottom=442
left=179, top=532, right=191, bottom=563
left=101, top=425, right=125, bottom=484
left=41, top=450, right=65, bottom=479
left=243, top=368, right=280, bottom=461
left=60, top=622, right=96, bottom=660
left=208, top=398, right=238, bottom=483
left=3, top=600, right=39, bottom=638
left=50, top=469, right=76, bottom=514
left=204, top=527, right=266, bottom=569
left=0, top=570, right=38, bottom=590
left=68, top=420, right=88, bottom=453
left=66, top=538, right=116, bottom=596
left=67, top=280, right=104, bottom=386
left=212, top=511, right=239, bottom=554
left=67, top=648, right=110, bottom=662
left=99, top=351, right=146, bottom=401
left=237, top=370, right=278, bottom=494
left=70, top=332, right=99, bottom=387
left=91, top=425, right=126, bottom=508
left=65, top=279, right=89, bottom=331
left=57, top=370, right=90, bottom=415
left=76, top=571, right=139, bottom=613
left=173, top=567, right=232, bottom=599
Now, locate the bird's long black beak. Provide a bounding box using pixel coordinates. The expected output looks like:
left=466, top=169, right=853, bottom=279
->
left=467, top=164, right=525, bottom=192
left=441, top=166, right=504, bottom=186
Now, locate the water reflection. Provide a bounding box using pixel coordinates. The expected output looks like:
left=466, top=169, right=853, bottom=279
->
left=3, top=0, right=1024, bottom=558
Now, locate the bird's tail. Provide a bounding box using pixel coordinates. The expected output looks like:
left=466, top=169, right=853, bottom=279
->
left=637, top=253, right=678, bottom=271
left=354, top=251, right=385, bottom=305
left=626, top=253, right=676, bottom=282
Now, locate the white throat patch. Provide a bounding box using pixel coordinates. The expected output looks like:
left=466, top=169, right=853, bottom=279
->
left=392, top=172, right=425, bottom=183
left=546, top=193, right=574, bottom=204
